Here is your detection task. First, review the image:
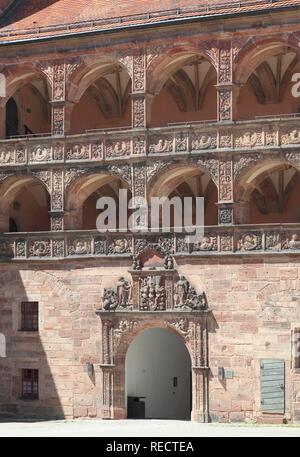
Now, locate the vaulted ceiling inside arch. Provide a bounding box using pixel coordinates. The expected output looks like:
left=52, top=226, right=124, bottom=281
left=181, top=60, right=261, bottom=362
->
left=164, top=59, right=216, bottom=112
left=84, top=65, right=131, bottom=119
left=251, top=166, right=299, bottom=214
left=247, top=51, right=300, bottom=104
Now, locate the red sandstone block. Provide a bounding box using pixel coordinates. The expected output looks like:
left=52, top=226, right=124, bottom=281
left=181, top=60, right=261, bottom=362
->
left=237, top=268, right=257, bottom=280
left=74, top=406, right=88, bottom=418
left=280, top=268, right=298, bottom=279
left=239, top=323, right=258, bottom=334
left=212, top=280, right=232, bottom=289
left=242, top=401, right=254, bottom=410
left=88, top=406, right=97, bottom=417
left=214, top=312, right=233, bottom=322
left=229, top=412, right=246, bottom=422
left=232, top=312, right=255, bottom=322
left=231, top=401, right=243, bottom=412
left=232, top=283, right=248, bottom=291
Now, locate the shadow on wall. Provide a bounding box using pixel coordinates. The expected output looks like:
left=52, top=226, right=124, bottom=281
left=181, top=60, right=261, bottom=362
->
left=0, top=266, right=69, bottom=419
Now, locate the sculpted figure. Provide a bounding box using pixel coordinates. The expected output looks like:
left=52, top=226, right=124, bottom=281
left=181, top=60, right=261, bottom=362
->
left=103, top=288, right=118, bottom=311
left=175, top=276, right=189, bottom=307
left=132, top=255, right=142, bottom=271
left=116, top=277, right=131, bottom=308
left=286, top=233, right=300, bottom=249
left=164, top=255, right=174, bottom=270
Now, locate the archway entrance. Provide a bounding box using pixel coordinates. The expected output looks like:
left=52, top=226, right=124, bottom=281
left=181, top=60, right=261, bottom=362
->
left=97, top=253, right=211, bottom=422
left=125, top=328, right=191, bottom=420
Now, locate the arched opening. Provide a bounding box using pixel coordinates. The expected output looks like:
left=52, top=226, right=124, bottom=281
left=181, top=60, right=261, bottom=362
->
left=5, top=70, right=51, bottom=138
left=237, top=47, right=300, bottom=120
left=0, top=176, right=50, bottom=232
left=65, top=173, right=132, bottom=230
left=70, top=62, right=132, bottom=134
left=125, top=328, right=192, bottom=420
left=236, top=162, right=300, bottom=224
left=150, top=54, right=217, bottom=126
left=149, top=165, right=218, bottom=228
left=6, top=97, right=19, bottom=138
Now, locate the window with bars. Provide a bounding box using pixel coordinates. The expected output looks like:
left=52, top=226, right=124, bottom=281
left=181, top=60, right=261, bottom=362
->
left=21, top=369, right=39, bottom=400
left=294, top=329, right=300, bottom=370
left=21, top=302, right=39, bottom=331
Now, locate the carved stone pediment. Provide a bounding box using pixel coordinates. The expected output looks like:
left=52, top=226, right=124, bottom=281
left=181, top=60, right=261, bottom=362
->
left=99, top=249, right=208, bottom=313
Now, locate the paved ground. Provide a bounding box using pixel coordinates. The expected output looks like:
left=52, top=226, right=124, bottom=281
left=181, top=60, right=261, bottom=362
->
left=0, top=419, right=300, bottom=437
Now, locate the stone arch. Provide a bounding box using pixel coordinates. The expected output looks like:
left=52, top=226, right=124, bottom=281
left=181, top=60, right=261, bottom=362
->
left=234, top=156, right=300, bottom=201
left=100, top=314, right=209, bottom=421
left=147, top=161, right=218, bottom=227
left=0, top=174, right=51, bottom=232
left=234, top=36, right=300, bottom=86
left=2, top=63, right=52, bottom=102
left=115, top=320, right=194, bottom=366
left=67, top=56, right=132, bottom=133
left=68, top=56, right=132, bottom=103
left=234, top=156, right=300, bottom=224
left=0, top=64, right=52, bottom=138
left=147, top=45, right=217, bottom=95
left=147, top=161, right=218, bottom=199
left=147, top=46, right=217, bottom=125
left=64, top=170, right=131, bottom=230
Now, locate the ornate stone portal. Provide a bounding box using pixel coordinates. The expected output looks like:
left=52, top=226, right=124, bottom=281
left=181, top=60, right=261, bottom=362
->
left=96, top=253, right=211, bottom=422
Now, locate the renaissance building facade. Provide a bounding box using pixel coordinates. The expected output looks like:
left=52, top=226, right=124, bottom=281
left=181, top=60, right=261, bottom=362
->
left=2, top=0, right=300, bottom=423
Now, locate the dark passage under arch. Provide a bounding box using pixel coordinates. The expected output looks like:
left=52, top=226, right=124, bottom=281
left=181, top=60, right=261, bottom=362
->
left=125, top=328, right=192, bottom=420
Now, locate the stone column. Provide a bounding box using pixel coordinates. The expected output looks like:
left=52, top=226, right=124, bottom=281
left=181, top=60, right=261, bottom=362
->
left=218, top=156, right=234, bottom=225
left=100, top=319, right=114, bottom=419
left=48, top=62, right=67, bottom=137
left=190, top=317, right=210, bottom=422
left=131, top=53, right=153, bottom=129
left=217, top=44, right=235, bottom=224
left=217, top=42, right=238, bottom=122
left=132, top=162, right=147, bottom=231
left=191, top=367, right=209, bottom=422
left=50, top=169, right=64, bottom=231
left=101, top=365, right=115, bottom=419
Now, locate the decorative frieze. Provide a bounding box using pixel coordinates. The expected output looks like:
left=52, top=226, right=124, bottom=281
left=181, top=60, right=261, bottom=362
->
left=191, top=131, right=217, bottom=151
left=149, top=135, right=173, bottom=154
left=29, top=145, right=52, bottom=163
left=106, top=139, right=131, bottom=158
left=68, top=238, right=92, bottom=256
left=108, top=238, right=132, bottom=255
left=4, top=225, right=300, bottom=260
left=0, top=119, right=299, bottom=168
left=234, top=129, right=263, bottom=149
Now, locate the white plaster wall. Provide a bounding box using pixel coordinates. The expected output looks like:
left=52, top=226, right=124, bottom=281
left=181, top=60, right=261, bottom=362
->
left=125, top=328, right=191, bottom=419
